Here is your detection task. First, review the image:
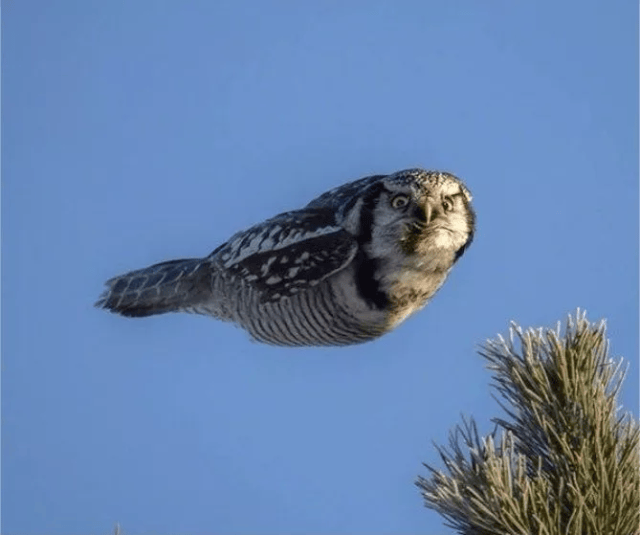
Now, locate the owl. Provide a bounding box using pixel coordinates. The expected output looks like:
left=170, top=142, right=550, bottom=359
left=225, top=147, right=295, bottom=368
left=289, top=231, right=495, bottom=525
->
left=96, top=168, right=475, bottom=346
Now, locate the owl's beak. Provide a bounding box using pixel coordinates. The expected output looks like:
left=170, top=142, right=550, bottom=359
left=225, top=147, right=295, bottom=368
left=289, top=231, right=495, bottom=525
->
left=423, top=199, right=433, bottom=224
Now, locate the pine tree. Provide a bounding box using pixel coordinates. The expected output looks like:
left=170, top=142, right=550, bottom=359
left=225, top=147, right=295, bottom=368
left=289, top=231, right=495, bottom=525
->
left=416, top=310, right=639, bottom=535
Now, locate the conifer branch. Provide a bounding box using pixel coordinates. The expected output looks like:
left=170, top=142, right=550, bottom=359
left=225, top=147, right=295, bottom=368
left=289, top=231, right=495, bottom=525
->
left=417, top=310, right=639, bottom=535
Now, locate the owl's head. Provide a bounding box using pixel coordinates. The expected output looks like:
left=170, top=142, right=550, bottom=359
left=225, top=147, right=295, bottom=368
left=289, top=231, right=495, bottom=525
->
left=333, top=169, right=475, bottom=265
left=382, top=169, right=474, bottom=259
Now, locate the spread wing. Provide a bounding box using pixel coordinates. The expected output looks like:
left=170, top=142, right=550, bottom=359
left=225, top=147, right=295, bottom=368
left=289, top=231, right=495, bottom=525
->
left=212, top=208, right=358, bottom=302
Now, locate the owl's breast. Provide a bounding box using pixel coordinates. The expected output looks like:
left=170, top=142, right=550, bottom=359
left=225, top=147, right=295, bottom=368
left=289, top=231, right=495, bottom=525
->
left=382, top=253, right=454, bottom=327
left=229, top=268, right=387, bottom=346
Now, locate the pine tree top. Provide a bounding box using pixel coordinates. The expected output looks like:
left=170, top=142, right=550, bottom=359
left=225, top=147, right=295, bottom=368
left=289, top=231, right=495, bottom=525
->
left=417, top=310, right=639, bottom=535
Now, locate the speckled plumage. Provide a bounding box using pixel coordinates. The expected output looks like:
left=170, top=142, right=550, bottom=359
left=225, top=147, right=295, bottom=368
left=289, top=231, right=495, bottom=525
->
left=96, top=168, right=475, bottom=346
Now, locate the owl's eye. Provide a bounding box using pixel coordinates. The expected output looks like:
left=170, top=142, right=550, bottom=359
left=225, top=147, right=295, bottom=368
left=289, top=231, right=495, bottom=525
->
left=442, top=196, right=454, bottom=212
left=391, top=194, right=410, bottom=209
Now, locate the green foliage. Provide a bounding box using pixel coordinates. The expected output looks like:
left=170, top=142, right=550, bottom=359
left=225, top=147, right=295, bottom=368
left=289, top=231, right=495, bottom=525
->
left=416, top=310, right=639, bottom=535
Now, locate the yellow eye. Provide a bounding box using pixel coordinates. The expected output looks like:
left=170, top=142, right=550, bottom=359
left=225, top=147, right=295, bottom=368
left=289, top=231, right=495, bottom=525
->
left=391, top=194, right=409, bottom=209
left=442, top=196, right=454, bottom=212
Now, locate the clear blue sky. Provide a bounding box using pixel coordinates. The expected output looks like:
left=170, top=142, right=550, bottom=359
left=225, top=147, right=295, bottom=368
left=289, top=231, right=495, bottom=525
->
left=3, top=2, right=637, bottom=534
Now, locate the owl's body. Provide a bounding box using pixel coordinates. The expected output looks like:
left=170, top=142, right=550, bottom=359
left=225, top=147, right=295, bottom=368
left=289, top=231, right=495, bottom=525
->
left=97, top=169, right=475, bottom=346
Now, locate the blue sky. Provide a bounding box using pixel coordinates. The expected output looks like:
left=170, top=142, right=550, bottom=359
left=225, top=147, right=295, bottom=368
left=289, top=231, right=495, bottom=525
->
left=3, top=1, right=637, bottom=534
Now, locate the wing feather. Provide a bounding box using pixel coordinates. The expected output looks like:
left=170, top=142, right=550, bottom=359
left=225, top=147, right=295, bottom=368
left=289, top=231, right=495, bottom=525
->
left=212, top=208, right=358, bottom=301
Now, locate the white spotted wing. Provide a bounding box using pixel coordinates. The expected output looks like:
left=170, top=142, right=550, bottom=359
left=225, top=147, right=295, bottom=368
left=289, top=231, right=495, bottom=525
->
left=212, top=208, right=358, bottom=302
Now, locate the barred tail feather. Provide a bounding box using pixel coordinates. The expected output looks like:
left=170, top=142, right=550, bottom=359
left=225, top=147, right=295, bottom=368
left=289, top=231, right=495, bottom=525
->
left=96, top=258, right=212, bottom=317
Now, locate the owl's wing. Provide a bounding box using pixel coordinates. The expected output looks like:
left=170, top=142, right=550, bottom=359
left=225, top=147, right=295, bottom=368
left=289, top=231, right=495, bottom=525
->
left=305, top=174, right=386, bottom=213
left=213, top=208, right=358, bottom=302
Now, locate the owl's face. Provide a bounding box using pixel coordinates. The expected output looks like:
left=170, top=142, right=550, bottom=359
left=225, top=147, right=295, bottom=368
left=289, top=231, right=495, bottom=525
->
left=350, top=170, right=475, bottom=267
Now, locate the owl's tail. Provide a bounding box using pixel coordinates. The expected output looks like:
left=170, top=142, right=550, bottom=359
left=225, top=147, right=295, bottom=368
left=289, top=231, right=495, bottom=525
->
left=95, top=258, right=213, bottom=317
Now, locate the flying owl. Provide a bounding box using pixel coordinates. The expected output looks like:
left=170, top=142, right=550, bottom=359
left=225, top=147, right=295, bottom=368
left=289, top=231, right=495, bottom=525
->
left=96, top=168, right=475, bottom=346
